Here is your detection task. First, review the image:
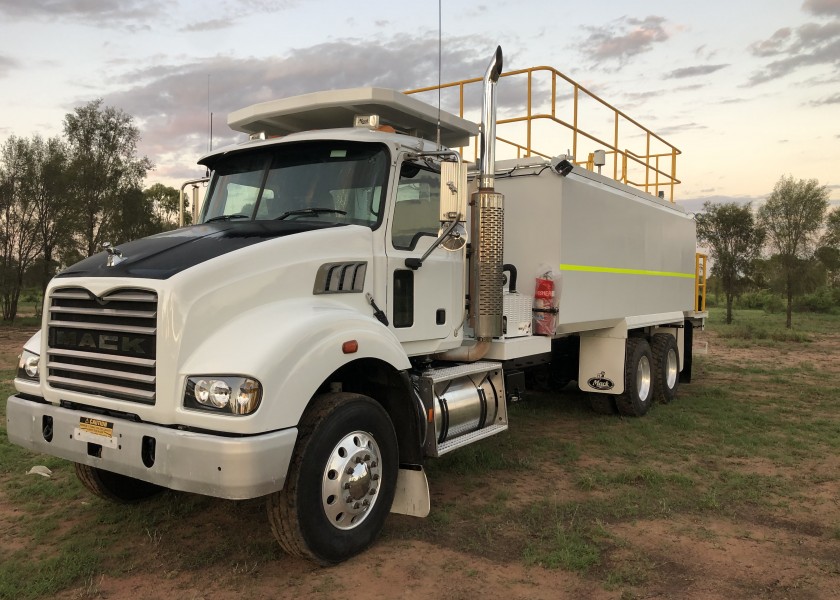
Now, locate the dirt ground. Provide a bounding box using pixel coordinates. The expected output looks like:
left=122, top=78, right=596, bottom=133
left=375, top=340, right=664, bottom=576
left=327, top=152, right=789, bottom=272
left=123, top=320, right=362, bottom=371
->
left=2, top=324, right=839, bottom=600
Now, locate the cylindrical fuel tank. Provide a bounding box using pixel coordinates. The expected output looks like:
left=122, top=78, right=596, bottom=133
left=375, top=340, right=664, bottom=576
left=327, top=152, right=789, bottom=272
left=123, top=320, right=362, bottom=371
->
left=433, top=374, right=500, bottom=443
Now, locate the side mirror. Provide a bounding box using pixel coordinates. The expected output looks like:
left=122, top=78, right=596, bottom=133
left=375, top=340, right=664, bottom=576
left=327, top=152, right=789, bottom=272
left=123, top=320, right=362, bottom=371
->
left=439, top=161, right=468, bottom=222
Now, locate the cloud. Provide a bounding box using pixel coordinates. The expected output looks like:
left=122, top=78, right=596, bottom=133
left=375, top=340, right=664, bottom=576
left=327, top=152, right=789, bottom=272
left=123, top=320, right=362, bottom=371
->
left=693, top=44, right=719, bottom=61
left=177, top=1, right=300, bottom=32
left=180, top=19, right=233, bottom=32
left=810, top=91, right=840, bottom=104
left=96, top=36, right=505, bottom=181
left=803, top=0, right=840, bottom=17
left=750, top=28, right=793, bottom=57
left=0, top=55, right=18, bottom=78
left=665, top=64, right=728, bottom=79
left=677, top=194, right=762, bottom=214
left=657, top=122, right=708, bottom=135
left=0, top=0, right=165, bottom=24
left=749, top=20, right=840, bottom=83
left=582, top=16, right=669, bottom=64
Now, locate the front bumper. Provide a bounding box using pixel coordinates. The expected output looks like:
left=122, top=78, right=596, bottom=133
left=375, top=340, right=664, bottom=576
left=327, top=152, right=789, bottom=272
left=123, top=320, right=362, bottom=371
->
left=6, top=394, right=297, bottom=500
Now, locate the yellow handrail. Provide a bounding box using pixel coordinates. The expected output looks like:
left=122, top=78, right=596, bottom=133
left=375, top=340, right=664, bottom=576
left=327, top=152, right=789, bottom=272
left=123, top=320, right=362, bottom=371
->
left=405, top=65, right=682, bottom=202
left=695, top=253, right=708, bottom=312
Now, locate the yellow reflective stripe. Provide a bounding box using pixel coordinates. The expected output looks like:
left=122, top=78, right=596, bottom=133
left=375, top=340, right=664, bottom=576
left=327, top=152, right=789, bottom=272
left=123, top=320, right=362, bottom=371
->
left=559, top=264, right=695, bottom=279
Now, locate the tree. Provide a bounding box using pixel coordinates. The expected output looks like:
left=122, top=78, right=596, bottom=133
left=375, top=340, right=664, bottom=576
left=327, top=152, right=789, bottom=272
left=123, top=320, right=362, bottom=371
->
left=108, top=185, right=161, bottom=243
left=817, top=208, right=840, bottom=287
left=758, top=176, right=830, bottom=328
left=695, top=201, right=765, bottom=324
left=0, top=137, right=43, bottom=321
left=822, top=208, right=840, bottom=249
left=29, top=135, right=75, bottom=295
left=145, top=182, right=188, bottom=230
left=64, top=99, right=153, bottom=256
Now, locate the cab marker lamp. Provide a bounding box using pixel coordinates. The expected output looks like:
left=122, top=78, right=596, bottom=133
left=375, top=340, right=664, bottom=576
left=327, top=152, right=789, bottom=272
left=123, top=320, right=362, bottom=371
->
left=17, top=350, right=40, bottom=381
left=184, top=376, right=262, bottom=415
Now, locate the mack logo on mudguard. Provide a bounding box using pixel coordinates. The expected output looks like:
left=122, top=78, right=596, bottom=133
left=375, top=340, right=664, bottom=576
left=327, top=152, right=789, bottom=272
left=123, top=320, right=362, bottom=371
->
left=587, top=372, right=614, bottom=391
left=50, top=328, right=151, bottom=357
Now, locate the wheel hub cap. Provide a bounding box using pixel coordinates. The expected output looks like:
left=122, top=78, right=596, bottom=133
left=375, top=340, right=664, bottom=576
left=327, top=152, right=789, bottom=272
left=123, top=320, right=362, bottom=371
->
left=322, top=431, right=382, bottom=530
left=666, top=348, right=678, bottom=388
left=637, top=355, right=651, bottom=400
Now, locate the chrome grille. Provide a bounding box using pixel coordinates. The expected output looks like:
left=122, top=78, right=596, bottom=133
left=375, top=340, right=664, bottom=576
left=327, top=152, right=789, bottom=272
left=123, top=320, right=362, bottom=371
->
left=46, top=287, right=157, bottom=404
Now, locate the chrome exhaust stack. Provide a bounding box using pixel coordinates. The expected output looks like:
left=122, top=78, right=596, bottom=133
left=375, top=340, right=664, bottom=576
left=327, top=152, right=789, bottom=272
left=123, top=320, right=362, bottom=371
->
left=470, top=46, right=505, bottom=342
left=479, top=46, right=503, bottom=190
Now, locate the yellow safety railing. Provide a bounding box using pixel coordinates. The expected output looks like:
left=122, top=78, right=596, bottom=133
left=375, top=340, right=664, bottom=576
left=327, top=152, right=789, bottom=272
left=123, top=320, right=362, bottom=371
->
left=695, top=253, right=708, bottom=312
left=405, top=66, right=681, bottom=202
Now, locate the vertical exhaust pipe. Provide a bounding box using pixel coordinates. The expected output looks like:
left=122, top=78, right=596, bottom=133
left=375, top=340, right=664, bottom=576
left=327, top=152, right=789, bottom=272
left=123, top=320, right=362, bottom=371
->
left=438, top=46, right=505, bottom=362
left=471, top=46, right=505, bottom=342
left=479, top=46, right=503, bottom=190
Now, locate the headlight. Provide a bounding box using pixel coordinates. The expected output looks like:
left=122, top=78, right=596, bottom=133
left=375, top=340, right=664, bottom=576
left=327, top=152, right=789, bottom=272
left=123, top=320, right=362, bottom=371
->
left=184, top=376, right=262, bottom=415
left=17, top=349, right=40, bottom=381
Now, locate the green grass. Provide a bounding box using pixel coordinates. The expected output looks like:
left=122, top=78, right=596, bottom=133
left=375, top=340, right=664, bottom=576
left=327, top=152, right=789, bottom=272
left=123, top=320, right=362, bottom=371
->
left=3, top=311, right=840, bottom=597
left=402, top=310, right=840, bottom=592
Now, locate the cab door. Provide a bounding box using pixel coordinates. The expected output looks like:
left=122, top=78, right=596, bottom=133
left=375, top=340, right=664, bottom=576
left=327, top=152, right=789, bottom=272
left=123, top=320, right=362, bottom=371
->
left=385, top=159, right=464, bottom=347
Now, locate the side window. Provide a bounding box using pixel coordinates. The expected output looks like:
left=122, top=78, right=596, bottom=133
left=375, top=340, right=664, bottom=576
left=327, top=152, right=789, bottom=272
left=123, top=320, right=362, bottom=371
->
left=391, top=162, right=441, bottom=250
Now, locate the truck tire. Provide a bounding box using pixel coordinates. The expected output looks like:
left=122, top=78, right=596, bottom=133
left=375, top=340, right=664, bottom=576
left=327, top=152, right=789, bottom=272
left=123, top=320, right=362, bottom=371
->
left=651, top=333, right=680, bottom=404
left=266, top=392, right=398, bottom=565
left=74, top=463, right=163, bottom=503
left=615, top=338, right=654, bottom=417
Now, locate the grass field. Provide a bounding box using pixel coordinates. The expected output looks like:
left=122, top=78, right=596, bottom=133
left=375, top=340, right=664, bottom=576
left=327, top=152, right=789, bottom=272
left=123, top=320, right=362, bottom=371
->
left=1, top=308, right=839, bottom=599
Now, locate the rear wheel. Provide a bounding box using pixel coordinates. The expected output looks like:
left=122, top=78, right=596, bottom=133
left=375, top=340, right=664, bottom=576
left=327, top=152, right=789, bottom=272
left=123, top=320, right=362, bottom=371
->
left=266, top=392, right=398, bottom=565
left=651, top=333, right=680, bottom=404
left=74, top=463, right=163, bottom=503
left=615, top=338, right=654, bottom=417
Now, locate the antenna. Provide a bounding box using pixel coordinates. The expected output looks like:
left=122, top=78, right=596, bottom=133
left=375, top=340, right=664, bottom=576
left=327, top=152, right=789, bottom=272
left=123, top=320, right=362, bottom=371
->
left=436, top=0, right=442, bottom=149
left=207, top=75, right=212, bottom=152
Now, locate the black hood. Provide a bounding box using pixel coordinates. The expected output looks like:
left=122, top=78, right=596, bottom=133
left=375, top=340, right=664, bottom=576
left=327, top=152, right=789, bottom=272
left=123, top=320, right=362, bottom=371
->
left=57, top=221, right=346, bottom=280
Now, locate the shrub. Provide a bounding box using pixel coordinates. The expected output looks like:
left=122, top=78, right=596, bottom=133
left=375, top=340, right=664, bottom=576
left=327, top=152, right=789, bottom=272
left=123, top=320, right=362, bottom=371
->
left=736, top=290, right=784, bottom=313
left=794, top=286, right=840, bottom=314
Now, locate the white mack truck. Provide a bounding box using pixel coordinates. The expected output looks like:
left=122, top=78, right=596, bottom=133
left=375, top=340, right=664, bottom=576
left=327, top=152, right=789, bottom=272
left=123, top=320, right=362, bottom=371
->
left=7, top=48, right=707, bottom=564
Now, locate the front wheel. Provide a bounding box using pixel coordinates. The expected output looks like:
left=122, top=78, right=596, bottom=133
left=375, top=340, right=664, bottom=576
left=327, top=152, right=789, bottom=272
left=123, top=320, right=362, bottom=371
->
left=266, top=392, right=398, bottom=565
left=74, top=463, right=163, bottom=503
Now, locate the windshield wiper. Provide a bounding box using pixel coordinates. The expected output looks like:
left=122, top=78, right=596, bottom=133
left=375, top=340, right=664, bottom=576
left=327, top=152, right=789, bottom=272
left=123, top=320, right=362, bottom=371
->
left=275, top=208, right=347, bottom=220
left=205, top=214, right=250, bottom=223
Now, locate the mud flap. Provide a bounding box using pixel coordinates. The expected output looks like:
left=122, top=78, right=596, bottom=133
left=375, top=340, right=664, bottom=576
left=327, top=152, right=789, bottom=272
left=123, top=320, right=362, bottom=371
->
left=390, top=465, right=430, bottom=517
left=680, top=320, right=693, bottom=383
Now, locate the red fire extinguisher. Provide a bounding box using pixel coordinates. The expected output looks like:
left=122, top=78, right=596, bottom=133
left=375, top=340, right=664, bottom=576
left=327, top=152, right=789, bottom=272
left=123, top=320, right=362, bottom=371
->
left=533, top=272, right=558, bottom=336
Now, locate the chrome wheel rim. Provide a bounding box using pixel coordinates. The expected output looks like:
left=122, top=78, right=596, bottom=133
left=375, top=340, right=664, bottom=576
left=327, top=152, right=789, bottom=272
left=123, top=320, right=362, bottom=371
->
left=322, top=431, right=382, bottom=530
left=666, top=348, right=678, bottom=389
left=637, top=355, right=651, bottom=401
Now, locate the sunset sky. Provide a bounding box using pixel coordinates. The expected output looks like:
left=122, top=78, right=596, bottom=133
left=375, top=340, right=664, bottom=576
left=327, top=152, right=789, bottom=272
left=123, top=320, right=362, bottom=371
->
left=1, top=0, right=838, bottom=213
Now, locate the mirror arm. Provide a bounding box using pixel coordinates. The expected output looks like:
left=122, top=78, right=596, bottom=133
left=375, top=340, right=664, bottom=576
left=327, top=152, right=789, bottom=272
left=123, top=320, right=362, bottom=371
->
left=405, top=215, right=463, bottom=270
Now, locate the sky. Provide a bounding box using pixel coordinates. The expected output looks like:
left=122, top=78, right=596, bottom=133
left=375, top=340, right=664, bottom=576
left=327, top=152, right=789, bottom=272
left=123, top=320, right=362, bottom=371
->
left=0, top=0, right=838, bottom=214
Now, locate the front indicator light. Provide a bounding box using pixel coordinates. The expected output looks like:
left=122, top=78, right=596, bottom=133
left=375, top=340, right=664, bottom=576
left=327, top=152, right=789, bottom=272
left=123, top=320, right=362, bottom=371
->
left=185, top=376, right=262, bottom=415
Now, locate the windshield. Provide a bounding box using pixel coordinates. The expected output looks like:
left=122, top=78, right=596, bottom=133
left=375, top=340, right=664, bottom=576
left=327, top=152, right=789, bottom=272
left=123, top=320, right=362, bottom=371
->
left=200, top=141, right=389, bottom=227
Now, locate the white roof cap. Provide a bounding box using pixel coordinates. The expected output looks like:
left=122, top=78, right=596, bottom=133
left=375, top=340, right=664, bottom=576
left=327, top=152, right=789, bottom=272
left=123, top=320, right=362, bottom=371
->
left=228, top=87, right=478, bottom=148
